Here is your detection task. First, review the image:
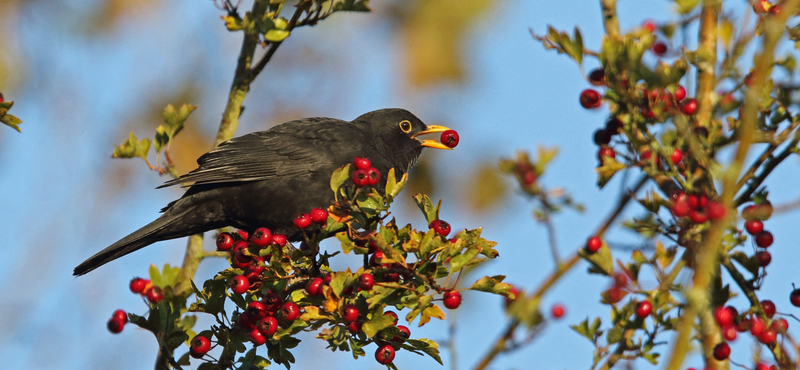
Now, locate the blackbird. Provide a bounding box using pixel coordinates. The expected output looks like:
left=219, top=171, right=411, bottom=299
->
left=74, top=108, right=451, bottom=276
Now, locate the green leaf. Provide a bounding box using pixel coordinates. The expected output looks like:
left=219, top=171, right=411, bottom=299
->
left=112, top=132, right=151, bottom=160
left=154, top=125, right=169, bottom=153
left=330, top=164, right=352, bottom=193
left=468, top=275, right=512, bottom=295
left=595, top=158, right=626, bottom=188
left=385, top=168, right=408, bottom=200
left=0, top=113, right=22, bottom=132
left=578, top=241, right=614, bottom=276
left=405, top=338, right=442, bottom=364
left=363, top=311, right=395, bottom=338
left=265, top=29, right=290, bottom=42
left=162, top=103, right=196, bottom=140
left=413, top=194, right=441, bottom=224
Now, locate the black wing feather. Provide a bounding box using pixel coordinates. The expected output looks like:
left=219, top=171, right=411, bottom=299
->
left=158, top=118, right=362, bottom=188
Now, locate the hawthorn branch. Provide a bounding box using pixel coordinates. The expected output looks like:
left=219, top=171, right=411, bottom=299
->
left=599, top=0, right=620, bottom=38
left=663, top=2, right=799, bottom=369
left=471, top=175, right=647, bottom=370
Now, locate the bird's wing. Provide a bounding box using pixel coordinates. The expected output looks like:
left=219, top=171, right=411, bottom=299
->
left=158, top=118, right=362, bottom=188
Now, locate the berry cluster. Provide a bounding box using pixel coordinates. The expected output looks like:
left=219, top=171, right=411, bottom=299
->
left=129, top=276, right=164, bottom=303
left=741, top=202, right=774, bottom=267
left=351, top=156, right=381, bottom=187
left=669, top=190, right=726, bottom=224
left=711, top=301, right=789, bottom=363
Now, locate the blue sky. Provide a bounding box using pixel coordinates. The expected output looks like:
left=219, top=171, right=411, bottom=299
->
left=1, top=1, right=798, bottom=369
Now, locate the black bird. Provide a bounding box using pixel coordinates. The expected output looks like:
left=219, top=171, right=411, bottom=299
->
left=74, top=108, right=451, bottom=276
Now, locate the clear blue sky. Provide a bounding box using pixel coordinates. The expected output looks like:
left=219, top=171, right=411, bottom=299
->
left=1, top=1, right=798, bottom=369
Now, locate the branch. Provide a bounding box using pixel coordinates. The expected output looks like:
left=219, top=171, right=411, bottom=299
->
left=599, top=0, right=620, bottom=38
left=471, top=175, right=647, bottom=370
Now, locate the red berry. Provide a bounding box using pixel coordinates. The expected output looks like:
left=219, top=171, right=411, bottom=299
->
left=756, top=364, right=772, bottom=370
left=0, top=93, right=4, bottom=103
left=759, top=329, right=777, bottom=344
left=352, top=169, right=370, bottom=186
left=349, top=320, right=363, bottom=332
left=745, top=219, right=764, bottom=235
left=597, top=147, right=615, bottom=161
left=606, top=287, right=624, bottom=304
left=588, top=68, right=606, bottom=86
left=236, top=229, right=249, bottom=241
left=250, top=227, right=272, bottom=247
left=674, top=85, right=686, bottom=101
left=353, top=156, right=371, bottom=170
left=751, top=317, right=766, bottom=337
left=262, top=291, right=283, bottom=312
left=680, top=98, right=698, bottom=115
left=249, top=327, right=267, bottom=346
left=642, top=20, right=656, bottom=33
left=551, top=303, right=566, bottom=319
left=309, top=208, right=328, bottom=225
left=429, top=219, right=451, bottom=236
left=791, top=289, right=800, bottom=307
left=375, top=344, right=396, bottom=365
left=672, top=198, right=690, bottom=218
left=651, top=41, right=668, bottom=56
left=238, top=313, right=256, bottom=331
left=722, top=325, right=737, bottom=341
left=636, top=301, right=653, bottom=318
left=216, top=232, right=235, bottom=250
left=366, top=167, right=381, bottom=186
left=384, top=272, right=400, bottom=283
left=112, top=309, right=128, bottom=324
left=707, top=201, right=726, bottom=221
left=393, top=325, right=411, bottom=342
left=580, top=89, right=602, bottom=109
left=369, top=251, right=385, bottom=267
left=756, top=251, right=772, bottom=267
left=247, top=301, right=268, bottom=319
left=440, top=130, right=460, bottom=148
left=190, top=336, right=211, bottom=359
left=257, top=316, right=278, bottom=336
left=670, top=148, right=683, bottom=164
left=146, top=286, right=164, bottom=303
left=688, top=208, right=708, bottom=224
left=772, top=318, right=789, bottom=333
left=279, top=302, right=300, bottom=322
left=359, top=273, right=374, bottom=291
left=107, top=317, right=125, bottom=334
left=293, top=213, right=311, bottom=229
left=271, top=234, right=287, bottom=247
left=505, top=286, right=522, bottom=308
left=443, top=290, right=462, bottom=309
left=384, top=311, right=399, bottom=325
left=713, top=342, right=730, bottom=360
left=231, top=275, right=249, bottom=294
left=755, top=231, right=773, bottom=248
left=342, top=304, right=359, bottom=323
left=761, top=300, right=776, bottom=318
left=714, top=306, right=735, bottom=327
left=586, top=236, right=602, bottom=253
left=129, top=277, right=148, bottom=294
left=230, top=240, right=248, bottom=258
left=306, top=277, right=324, bottom=296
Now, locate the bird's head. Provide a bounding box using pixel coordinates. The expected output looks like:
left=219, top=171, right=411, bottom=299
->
left=353, top=108, right=453, bottom=174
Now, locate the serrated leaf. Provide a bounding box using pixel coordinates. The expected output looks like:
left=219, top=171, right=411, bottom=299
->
left=419, top=303, right=445, bottom=326
left=363, top=311, right=395, bottom=338
left=162, top=103, right=196, bottom=140
left=112, top=132, right=151, bottom=160
left=413, top=194, right=441, bottom=224
left=385, top=168, right=408, bottom=200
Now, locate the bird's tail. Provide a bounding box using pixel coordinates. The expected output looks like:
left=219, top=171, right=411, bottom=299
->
left=73, top=212, right=186, bottom=276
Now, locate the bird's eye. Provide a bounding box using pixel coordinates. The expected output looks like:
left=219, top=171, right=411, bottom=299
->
left=399, top=120, right=412, bottom=133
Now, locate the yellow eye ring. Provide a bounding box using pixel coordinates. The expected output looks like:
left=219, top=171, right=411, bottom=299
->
left=399, top=120, right=412, bottom=133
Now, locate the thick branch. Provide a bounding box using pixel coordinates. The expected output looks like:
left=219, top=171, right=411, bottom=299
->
left=599, top=0, right=620, bottom=38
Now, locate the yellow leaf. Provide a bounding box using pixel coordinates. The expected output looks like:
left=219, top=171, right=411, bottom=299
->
left=419, top=304, right=446, bottom=327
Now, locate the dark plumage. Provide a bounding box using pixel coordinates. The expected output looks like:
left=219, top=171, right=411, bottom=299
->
left=74, top=108, right=451, bottom=276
